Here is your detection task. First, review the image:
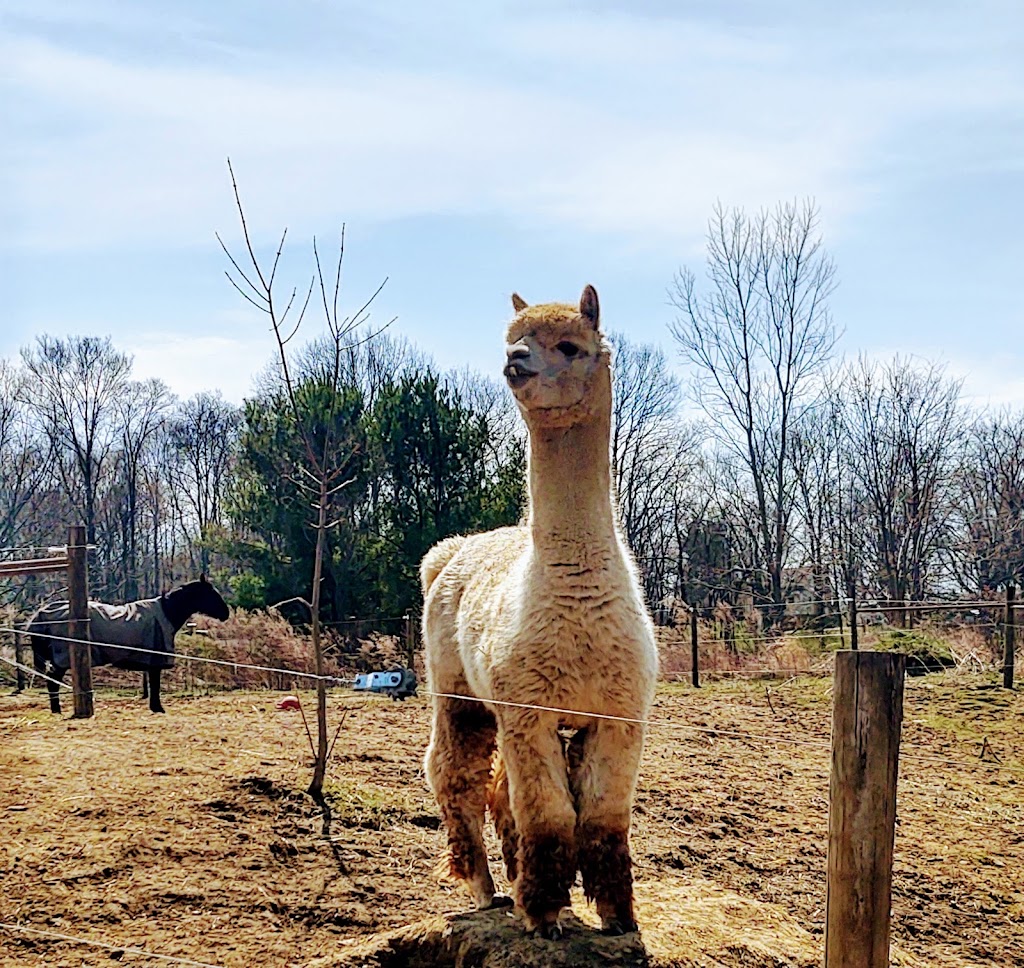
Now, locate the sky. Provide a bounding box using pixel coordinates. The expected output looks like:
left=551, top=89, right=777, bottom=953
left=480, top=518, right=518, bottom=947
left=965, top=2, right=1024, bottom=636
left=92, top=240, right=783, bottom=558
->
left=3, top=0, right=1023, bottom=407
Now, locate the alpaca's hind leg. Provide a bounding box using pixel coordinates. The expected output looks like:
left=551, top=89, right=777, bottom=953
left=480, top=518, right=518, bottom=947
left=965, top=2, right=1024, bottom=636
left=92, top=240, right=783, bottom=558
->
left=487, top=755, right=518, bottom=883
left=570, top=720, right=644, bottom=934
left=425, top=697, right=507, bottom=910
left=501, top=713, right=578, bottom=938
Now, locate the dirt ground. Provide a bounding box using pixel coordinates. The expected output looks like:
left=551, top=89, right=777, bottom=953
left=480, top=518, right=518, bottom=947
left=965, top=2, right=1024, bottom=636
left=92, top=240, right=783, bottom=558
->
left=0, top=673, right=1021, bottom=967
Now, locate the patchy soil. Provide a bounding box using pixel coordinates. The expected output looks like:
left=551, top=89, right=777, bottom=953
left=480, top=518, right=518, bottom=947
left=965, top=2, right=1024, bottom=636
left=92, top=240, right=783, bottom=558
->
left=0, top=673, right=1021, bottom=967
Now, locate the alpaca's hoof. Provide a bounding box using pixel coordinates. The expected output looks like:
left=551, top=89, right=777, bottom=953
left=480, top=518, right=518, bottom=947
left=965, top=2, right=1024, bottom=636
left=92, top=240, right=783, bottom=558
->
left=484, top=894, right=514, bottom=910
left=600, top=918, right=638, bottom=936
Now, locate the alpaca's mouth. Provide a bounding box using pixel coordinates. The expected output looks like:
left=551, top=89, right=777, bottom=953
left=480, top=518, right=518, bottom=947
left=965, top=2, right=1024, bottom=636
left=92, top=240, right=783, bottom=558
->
left=504, top=362, right=535, bottom=389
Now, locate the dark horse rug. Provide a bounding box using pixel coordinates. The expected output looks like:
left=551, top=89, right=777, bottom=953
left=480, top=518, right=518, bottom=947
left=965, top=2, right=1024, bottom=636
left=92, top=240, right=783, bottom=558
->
left=27, top=576, right=229, bottom=714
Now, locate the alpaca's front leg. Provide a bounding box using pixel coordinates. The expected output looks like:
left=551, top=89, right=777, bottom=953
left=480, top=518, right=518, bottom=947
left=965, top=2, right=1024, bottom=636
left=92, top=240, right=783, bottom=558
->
left=569, top=720, right=645, bottom=934
left=501, top=713, right=578, bottom=938
left=425, top=696, right=508, bottom=910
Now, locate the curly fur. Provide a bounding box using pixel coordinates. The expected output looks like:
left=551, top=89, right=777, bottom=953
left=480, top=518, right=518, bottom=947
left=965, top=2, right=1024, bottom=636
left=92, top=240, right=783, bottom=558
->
left=422, top=286, right=658, bottom=934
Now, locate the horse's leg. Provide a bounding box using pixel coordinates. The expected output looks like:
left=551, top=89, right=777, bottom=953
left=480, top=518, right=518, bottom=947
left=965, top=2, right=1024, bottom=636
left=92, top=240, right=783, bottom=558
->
left=47, top=667, right=67, bottom=715
left=500, top=711, right=577, bottom=938
left=141, top=672, right=149, bottom=700
left=425, top=695, right=505, bottom=910
left=487, top=754, right=519, bottom=885
left=569, top=720, right=644, bottom=935
left=148, top=668, right=165, bottom=713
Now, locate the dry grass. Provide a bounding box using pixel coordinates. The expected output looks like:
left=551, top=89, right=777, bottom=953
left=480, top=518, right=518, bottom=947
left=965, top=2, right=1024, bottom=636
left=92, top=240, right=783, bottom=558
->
left=1, top=673, right=1021, bottom=967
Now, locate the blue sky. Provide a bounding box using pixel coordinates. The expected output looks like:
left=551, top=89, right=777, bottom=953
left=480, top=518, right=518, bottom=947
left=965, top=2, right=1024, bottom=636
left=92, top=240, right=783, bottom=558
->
left=3, top=0, right=1023, bottom=405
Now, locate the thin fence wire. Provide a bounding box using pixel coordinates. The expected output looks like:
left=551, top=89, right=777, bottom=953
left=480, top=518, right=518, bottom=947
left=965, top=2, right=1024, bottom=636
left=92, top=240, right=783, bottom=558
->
left=0, top=922, right=225, bottom=968
left=679, top=623, right=1004, bottom=647
left=4, top=626, right=1020, bottom=777
left=14, top=645, right=1009, bottom=777
left=0, top=626, right=352, bottom=688
left=0, top=546, right=69, bottom=557
left=0, top=653, right=76, bottom=691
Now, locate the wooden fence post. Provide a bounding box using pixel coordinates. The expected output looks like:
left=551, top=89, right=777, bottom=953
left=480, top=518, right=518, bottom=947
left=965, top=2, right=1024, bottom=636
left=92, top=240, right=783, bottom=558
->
left=690, top=604, right=700, bottom=689
left=825, top=651, right=905, bottom=968
left=848, top=585, right=859, bottom=652
left=67, top=525, right=93, bottom=718
left=1004, top=584, right=1015, bottom=690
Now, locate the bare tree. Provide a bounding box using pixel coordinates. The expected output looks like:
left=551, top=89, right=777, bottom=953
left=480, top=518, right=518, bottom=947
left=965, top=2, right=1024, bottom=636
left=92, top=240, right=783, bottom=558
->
left=842, top=355, right=964, bottom=614
left=0, top=361, right=52, bottom=551
left=609, top=334, right=700, bottom=609
left=787, top=385, right=859, bottom=625
left=115, top=379, right=174, bottom=598
left=219, top=160, right=390, bottom=817
left=955, top=410, right=1024, bottom=594
left=669, top=200, right=838, bottom=625
left=167, top=392, right=241, bottom=573
left=20, top=336, right=134, bottom=593
left=448, top=366, right=525, bottom=480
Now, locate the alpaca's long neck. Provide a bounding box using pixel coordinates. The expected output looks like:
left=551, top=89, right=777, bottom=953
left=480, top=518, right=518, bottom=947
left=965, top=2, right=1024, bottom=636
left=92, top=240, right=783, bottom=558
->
left=527, top=408, right=618, bottom=560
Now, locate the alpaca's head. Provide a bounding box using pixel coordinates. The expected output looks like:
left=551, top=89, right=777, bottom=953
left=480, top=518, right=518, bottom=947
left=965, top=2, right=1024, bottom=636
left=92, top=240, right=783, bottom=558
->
left=503, top=285, right=611, bottom=429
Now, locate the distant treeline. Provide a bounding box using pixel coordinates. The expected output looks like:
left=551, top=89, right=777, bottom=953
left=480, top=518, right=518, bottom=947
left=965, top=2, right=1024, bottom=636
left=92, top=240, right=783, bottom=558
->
left=3, top=202, right=1022, bottom=627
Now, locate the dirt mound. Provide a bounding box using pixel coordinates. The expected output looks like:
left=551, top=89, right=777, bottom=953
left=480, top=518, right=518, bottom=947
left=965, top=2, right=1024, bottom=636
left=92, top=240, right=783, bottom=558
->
left=304, top=877, right=820, bottom=968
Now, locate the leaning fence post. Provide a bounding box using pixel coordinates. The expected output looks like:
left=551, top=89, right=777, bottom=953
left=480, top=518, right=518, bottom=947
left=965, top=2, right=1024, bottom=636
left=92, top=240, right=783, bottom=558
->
left=67, top=524, right=94, bottom=719
left=1004, top=584, right=1016, bottom=690
left=690, top=603, right=700, bottom=688
left=825, top=650, right=905, bottom=968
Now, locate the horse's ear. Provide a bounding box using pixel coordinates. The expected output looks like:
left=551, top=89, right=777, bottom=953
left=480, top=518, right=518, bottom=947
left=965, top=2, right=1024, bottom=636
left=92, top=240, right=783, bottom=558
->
left=200, top=573, right=208, bottom=584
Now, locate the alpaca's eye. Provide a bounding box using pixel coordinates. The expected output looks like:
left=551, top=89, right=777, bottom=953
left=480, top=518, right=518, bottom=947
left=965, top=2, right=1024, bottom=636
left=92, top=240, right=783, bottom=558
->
left=556, top=341, right=580, bottom=358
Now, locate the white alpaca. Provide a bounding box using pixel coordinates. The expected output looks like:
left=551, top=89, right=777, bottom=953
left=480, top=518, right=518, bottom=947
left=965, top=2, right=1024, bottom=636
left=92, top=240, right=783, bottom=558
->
left=421, top=286, right=658, bottom=938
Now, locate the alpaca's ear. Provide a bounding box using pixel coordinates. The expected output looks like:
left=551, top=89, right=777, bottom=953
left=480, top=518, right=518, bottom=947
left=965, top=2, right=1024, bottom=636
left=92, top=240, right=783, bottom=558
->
left=511, top=293, right=528, bottom=313
left=580, top=285, right=600, bottom=329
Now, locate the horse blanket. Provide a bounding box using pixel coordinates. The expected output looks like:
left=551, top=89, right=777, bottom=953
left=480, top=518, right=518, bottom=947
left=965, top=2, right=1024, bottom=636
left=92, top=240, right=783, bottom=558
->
left=31, top=597, right=177, bottom=670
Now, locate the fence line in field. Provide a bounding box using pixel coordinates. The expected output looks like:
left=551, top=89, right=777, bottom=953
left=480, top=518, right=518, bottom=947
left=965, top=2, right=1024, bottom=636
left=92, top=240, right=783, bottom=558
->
left=4, top=626, right=1022, bottom=778
left=0, top=652, right=82, bottom=692
left=9, top=622, right=1013, bottom=681
left=0, top=625, right=350, bottom=688
left=0, top=624, right=836, bottom=689
left=668, top=622, right=1004, bottom=647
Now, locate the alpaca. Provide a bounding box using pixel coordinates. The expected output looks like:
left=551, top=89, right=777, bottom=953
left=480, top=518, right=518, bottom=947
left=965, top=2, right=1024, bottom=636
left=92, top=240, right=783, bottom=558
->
left=421, top=285, right=658, bottom=938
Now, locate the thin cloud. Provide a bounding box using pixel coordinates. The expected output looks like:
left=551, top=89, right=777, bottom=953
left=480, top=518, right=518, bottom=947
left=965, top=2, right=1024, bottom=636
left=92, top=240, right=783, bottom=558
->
left=1, top=11, right=965, bottom=253
left=125, top=332, right=274, bottom=404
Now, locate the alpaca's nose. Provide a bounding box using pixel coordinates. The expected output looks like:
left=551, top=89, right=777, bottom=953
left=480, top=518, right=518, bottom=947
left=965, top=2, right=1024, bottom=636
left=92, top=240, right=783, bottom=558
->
left=504, top=343, right=536, bottom=386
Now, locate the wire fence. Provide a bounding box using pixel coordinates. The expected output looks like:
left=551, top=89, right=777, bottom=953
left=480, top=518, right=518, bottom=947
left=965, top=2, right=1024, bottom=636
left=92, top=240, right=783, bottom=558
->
left=3, top=624, right=1021, bottom=778
left=1, top=622, right=1021, bottom=967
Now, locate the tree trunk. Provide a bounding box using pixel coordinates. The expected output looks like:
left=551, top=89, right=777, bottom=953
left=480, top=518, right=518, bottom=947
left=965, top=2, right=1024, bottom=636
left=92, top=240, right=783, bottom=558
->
left=307, top=478, right=331, bottom=829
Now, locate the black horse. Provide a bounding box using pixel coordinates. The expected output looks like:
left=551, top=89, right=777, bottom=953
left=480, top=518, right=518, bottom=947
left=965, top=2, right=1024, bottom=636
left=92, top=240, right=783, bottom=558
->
left=28, top=575, right=230, bottom=714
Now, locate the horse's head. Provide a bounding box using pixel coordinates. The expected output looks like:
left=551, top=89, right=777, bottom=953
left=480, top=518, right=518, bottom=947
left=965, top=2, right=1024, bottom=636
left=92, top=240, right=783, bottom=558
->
left=192, top=574, right=230, bottom=621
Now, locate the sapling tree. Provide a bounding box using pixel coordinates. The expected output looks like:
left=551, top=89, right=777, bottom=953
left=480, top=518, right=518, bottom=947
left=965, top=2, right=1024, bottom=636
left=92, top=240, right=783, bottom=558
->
left=218, top=160, right=390, bottom=822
